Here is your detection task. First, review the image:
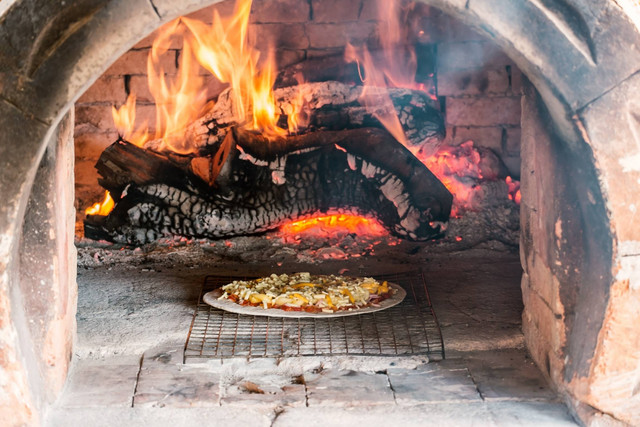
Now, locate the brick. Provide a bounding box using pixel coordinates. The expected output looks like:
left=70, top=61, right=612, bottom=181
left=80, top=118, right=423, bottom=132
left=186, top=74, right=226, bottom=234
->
left=221, top=382, right=306, bottom=409
left=464, top=350, right=557, bottom=401
left=133, top=347, right=220, bottom=408
left=307, top=22, right=376, bottom=49
left=251, top=0, right=310, bottom=23
left=359, top=0, right=377, bottom=21
left=305, top=370, right=394, bottom=407
left=105, top=49, right=177, bottom=76
left=505, top=127, right=521, bottom=156
left=446, top=96, right=521, bottom=127
left=249, top=23, right=309, bottom=50
left=387, top=365, right=481, bottom=404
left=275, top=49, right=306, bottom=68
left=438, top=41, right=512, bottom=71
left=58, top=357, right=140, bottom=407
left=438, top=68, right=510, bottom=96
left=306, top=47, right=344, bottom=58
left=78, top=76, right=126, bottom=104
left=509, top=66, right=524, bottom=95
left=312, top=0, right=361, bottom=23
left=202, top=74, right=230, bottom=100
left=75, top=102, right=157, bottom=136
left=451, top=126, right=502, bottom=151
left=128, top=75, right=153, bottom=103
left=75, top=104, right=117, bottom=133
left=74, top=132, right=119, bottom=161
left=133, top=104, right=159, bottom=133
left=503, top=156, right=521, bottom=179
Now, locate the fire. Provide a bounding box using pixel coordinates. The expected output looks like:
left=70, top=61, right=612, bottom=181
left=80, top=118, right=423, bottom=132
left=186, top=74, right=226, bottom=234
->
left=111, top=95, right=149, bottom=147
left=506, top=176, right=522, bottom=204
left=110, top=0, right=291, bottom=155
left=96, top=0, right=516, bottom=232
left=85, top=191, right=114, bottom=216
left=419, top=141, right=484, bottom=216
left=344, top=0, right=428, bottom=147
left=183, top=0, right=288, bottom=139
left=280, top=214, right=388, bottom=237
left=285, top=74, right=308, bottom=134
left=147, top=19, right=209, bottom=154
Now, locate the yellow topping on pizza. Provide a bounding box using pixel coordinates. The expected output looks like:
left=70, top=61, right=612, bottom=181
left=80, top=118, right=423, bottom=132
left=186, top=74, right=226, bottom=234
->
left=218, top=273, right=394, bottom=313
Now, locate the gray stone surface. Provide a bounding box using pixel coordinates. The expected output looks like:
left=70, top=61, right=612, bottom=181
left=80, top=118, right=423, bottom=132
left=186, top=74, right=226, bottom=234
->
left=305, top=369, right=394, bottom=407
left=47, top=251, right=576, bottom=424
left=465, top=349, right=558, bottom=401
left=221, top=382, right=306, bottom=409
left=272, top=403, right=576, bottom=426
left=47, top=407, right=273, bottom=427
left=388, top=365, right=481, bottom=404
left=58, top=356, right=140, bottom=407
left=133, top=346, right=221, bottom=408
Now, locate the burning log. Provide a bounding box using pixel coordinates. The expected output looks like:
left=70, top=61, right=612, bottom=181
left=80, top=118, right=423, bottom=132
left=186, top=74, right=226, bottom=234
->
left=144, top=81, right=445, bottom=157
left=86, top=125, right=452, bottom=245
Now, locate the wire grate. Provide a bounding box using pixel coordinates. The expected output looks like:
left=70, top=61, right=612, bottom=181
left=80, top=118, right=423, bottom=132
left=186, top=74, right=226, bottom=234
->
left=184, top=271, right=444, bottom=362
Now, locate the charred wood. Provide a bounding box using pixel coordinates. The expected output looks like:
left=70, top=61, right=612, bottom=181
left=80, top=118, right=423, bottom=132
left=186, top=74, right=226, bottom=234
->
left=86, top=128, right=452, bottom=244
left=144, top=81, right=445, bottom=157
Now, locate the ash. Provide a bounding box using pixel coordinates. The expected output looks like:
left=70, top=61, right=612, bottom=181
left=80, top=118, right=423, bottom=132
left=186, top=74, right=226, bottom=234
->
left=77, top=180, right=519, bottom=269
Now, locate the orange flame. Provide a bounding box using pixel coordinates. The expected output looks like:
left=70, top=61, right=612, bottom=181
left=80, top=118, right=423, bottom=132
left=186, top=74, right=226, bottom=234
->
left=111, top=95, right=149, bottom=147
left=111, top=0, right=290, bottom=155
left=85, top=191, right=115, bottom=216
left=344, top=0, right=429, bottom=147
left=345, top=43, right=408, bottom=146
left=182, top=0, right=287, bottom=138
left=147, top=20, right=209, bottom=154
left=280, top=214, right=388, bottom=237
left=285, top=75, right=308, bottom=134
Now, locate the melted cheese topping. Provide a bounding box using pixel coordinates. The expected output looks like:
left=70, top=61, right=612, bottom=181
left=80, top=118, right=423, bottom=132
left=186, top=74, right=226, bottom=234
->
left=218, top=273, right=391, bottom=312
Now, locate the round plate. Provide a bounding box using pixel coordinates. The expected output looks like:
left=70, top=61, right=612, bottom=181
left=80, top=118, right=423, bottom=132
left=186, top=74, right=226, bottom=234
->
left=203, top=282, right=406, bottom=318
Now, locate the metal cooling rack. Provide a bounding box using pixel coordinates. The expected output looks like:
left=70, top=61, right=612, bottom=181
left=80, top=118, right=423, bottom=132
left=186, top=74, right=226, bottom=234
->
left=184, top=271, right=444, bottom=362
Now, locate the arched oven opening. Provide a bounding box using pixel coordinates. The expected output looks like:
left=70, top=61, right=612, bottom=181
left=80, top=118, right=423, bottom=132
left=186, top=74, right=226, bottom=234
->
left=1, top=0, right=638, bottom=425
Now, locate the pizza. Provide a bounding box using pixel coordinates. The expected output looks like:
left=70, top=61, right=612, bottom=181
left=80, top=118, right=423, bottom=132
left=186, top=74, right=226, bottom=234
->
left=217, top=272, right=395, bottom=313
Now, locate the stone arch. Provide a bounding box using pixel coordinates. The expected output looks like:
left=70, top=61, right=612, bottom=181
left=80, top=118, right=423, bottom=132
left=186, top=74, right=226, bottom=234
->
left=0, top=0, right=638, bottom=423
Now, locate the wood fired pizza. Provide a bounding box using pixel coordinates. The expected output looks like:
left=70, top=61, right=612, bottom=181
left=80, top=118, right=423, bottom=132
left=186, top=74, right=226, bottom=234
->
left=203, top=272, right=406, bottom=318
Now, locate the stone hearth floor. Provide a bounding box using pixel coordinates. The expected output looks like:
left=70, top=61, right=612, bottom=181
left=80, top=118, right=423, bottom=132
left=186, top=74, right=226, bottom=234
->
left=46, top=248, right=577, bottom=426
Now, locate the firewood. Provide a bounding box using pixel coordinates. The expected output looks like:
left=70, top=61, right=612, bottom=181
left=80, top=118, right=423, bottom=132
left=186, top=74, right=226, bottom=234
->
left=86, top=127, right=452, bottom=244
left=143, top=81, right=444, bottom=157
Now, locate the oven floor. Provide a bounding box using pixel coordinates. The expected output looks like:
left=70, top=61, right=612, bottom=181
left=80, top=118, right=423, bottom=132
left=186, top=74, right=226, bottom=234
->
left=47, top=248, right=577, bottom=426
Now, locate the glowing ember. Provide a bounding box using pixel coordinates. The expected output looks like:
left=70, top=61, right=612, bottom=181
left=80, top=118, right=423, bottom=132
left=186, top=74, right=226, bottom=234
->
left=419, top=141, right=484, bottom=216
left=506, top=176, right=522, bottom=204
left=280, top=214, right=388, bottom=237
left=85, top=191, right=115, bottom=216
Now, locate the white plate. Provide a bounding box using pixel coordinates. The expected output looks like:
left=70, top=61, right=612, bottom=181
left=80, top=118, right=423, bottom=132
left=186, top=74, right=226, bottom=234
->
left=203, top=282, right=406, bottom=318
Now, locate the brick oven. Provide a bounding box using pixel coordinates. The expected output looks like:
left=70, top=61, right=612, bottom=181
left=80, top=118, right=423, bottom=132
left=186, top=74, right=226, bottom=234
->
left=1, top=0, right=640, bottom=425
